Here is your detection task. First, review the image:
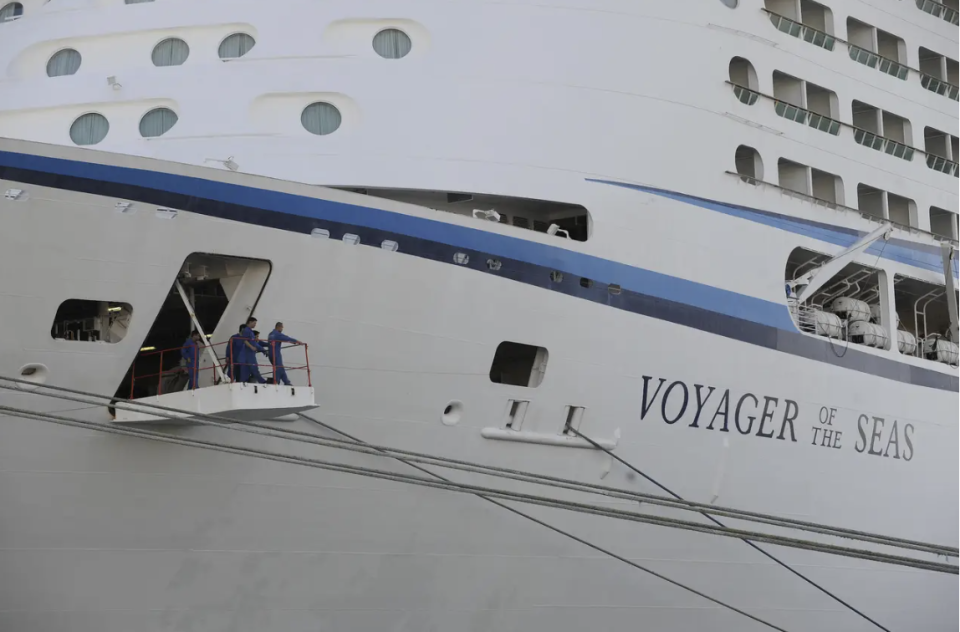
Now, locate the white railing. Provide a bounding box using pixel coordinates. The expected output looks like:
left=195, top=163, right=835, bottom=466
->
left=915, top=0, right=960, bottom=26
left=766, top=13, right=837, bottom=51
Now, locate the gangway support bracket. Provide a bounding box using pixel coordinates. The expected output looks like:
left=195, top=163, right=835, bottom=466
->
left=174, top=279, right=227, bottom=384
left=793, top=224, right=893, bottom=304
left=113, top=383, right=317, bottom=424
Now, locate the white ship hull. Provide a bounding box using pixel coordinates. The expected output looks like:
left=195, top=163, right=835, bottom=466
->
left=1, top=0, right=958, bottom=628
left=0, top=138, right=956, bottom=631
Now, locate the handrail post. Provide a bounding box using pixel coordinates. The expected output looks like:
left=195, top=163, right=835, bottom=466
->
left=304, top=342, right=312, bottom=387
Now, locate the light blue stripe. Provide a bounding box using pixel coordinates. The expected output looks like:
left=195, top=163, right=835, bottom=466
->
left=591, top=179, right=958, bottom=278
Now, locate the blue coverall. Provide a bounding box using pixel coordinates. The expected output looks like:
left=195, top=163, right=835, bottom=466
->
left=239, top=326, right=267, bottom=384
left=227, top=333, right=244, bottom=380
left=268, top=329, right=300, bottom=386
left=181, top=337, right=199, bottom=389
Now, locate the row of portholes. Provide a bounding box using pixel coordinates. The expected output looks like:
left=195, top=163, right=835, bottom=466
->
left=311, top=228, right=623, bottom=295
left=69, top=101, right=342, bottom=145
left=43, top=28, right=412, bottom=78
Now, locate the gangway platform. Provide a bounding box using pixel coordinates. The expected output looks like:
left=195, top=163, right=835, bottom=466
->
left=114, top=382, right=317, bottom=424
left=116, top=323, right=316, bottom=423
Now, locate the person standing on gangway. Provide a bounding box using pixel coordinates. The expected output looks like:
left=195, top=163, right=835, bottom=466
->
left=225, top=324, right=247, bottom=382
left=268, top=321, right=300, bottom=386
left=239, top=317, right=268, bottom=383
left=181, top=330, right=201, bottom=390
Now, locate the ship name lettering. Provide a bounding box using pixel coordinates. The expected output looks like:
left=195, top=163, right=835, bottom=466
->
left=854, top=414, right=914, bottom=461
left=640, top=376, right=797, bottom=443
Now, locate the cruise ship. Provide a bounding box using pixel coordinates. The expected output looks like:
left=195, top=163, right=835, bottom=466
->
left=0, top=0, right=957, bottom=630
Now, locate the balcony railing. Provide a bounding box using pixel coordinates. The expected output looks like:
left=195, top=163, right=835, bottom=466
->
left=726, top=171, right=959, bottom=245
left=853, top=129, right=916, bottom=161
left=920, top=73, right=960, bottom=101
left=728, top=82, right=955, bottom=170
left=774, top=100, right=841, bottom=135
left=848, top=45, right=909, bottom=80
left=732, top=84, right=760, bottom=105
left=926, top=154, right=960, bottom=177
left=764, top=9, right=957, bottom=101
left=766, top=12, right=837, bottom=50
left=916, top=0, right=960, bottom=25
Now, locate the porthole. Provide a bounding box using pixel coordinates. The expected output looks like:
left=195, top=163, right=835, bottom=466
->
left=0, top=2, right=23, bottom=21
left=47, top=49, right=81, bottom=77
left=580, top=278, right=593, bottom=288
left=550, top=271, right=563, bottom=283
left=372, top=28, right=412, bottom=59
left=218, top=33, right=255, bottom=60
left=301, top=102, right=342, bottom=136
left=719, top=0, right=738, bottom=7
left=486, top=258, right=502, bottom=271
left=152, top=38, right=189, bottom=66
left=69, top=113, right=109, bottom=146
left=453, top=252, right=470, bottom=265
left=441, top=400, right=463, bottom=426
left=15, top=363, right=48, bottom=390
left=139, top=107, right=178, bottom=138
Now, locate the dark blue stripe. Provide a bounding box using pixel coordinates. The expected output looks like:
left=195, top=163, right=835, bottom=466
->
left=0, top=149, right=955, bottom=392
left=590, top=179, right=959, bottom=279
left=0, top=150, right=792, bottom=331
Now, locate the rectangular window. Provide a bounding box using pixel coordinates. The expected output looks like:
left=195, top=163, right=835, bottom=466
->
left=929, top=207, right=958, bottom=239
left=51, top=299, right=132, bottom=343
left=489, top=341, right=548, bottom=387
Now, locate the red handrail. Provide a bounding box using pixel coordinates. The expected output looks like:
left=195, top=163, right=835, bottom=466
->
left=128, top=338, right=311, bottom=396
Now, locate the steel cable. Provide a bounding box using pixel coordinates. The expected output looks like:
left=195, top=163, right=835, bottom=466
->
left=0, top=402, right=955, bottom=576
left=0, top=376, right=955, bottom=559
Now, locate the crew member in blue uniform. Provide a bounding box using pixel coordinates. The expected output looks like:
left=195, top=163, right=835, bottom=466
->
left=239, top=317, right=267, bottom=383
left=226, top=324, right=246, bottom=381
left=181, top=330, right=201, bottom=390
left=268, top=321, right=300, bottom=386
left=247, top=330, right=269, bottom=383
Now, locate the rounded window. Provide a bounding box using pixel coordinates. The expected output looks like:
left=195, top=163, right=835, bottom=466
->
left=47, top=49, right=81, bottom=77
left=372, top=29, right=412, bottom=59
left=69, top=113, right=109, bottom=146
left=719, top=0, right=738, bottom=7
left=139, top=107, right=178, bottom=138
left=735, top=145, right=763, bottom=183
left=301, top=102, right=342, bottom=136
left=152, top=38, right=189, bottom=66
left=218, top=33, right=256, bottom=60
left=0, top=2, right=23, bottom=21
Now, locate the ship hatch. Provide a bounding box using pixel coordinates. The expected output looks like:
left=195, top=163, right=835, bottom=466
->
left=114, top=253, right=271, bottom=401
left=110, top=253, right=316, bottom=423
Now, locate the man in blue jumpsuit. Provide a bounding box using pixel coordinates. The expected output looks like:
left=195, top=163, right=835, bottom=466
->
left=226, top=324, right=246, bottom=381
left=248, top=330, right=270, bottom=383
left=268, top=321, right=300, bottom=386
left=181, top=330, right=201, bottom=390
left=239, top=317, right=267, bottom=383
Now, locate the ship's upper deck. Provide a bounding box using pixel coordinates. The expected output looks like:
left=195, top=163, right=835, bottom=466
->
left=0, top=0, right=956, bottom=241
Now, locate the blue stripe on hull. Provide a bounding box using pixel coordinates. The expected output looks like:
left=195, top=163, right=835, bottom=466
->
left=0, top=150, right=955, bottom=391
left=0, top=151, right=792, bottom=330
left=590, top=179, right=958, bottom=278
